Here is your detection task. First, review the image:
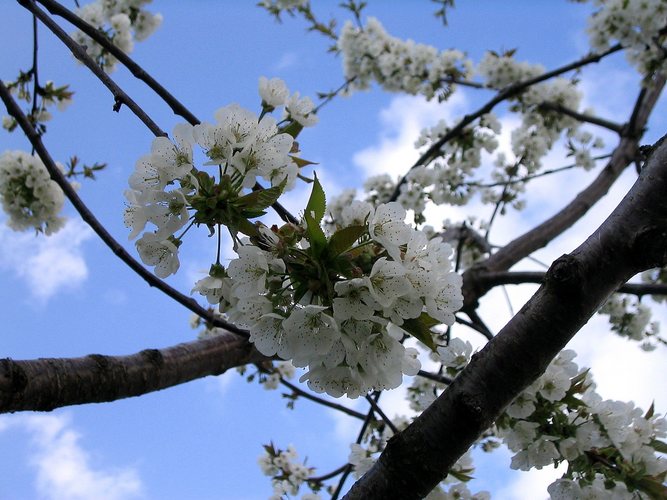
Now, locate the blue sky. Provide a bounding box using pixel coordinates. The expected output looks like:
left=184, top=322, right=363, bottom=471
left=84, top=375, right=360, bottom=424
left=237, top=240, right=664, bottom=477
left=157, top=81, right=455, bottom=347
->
left=1, top=1, right=667, bottom=499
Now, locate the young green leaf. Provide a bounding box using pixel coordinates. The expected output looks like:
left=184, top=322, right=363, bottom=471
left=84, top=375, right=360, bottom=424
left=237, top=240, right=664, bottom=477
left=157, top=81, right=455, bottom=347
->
left=305, top=210, right=327, bottom=257
left=326, top=225, right=366, bottom=258
left=401, top=313, right=439, bottom=351
left=305, top=172, right=326, bottom=224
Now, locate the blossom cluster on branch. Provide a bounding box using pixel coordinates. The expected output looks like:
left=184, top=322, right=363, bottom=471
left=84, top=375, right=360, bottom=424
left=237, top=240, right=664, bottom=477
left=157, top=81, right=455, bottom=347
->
left=123, top=78, right=316, bottom=277
left=0, top=150, right=66, bottom=234
left=72, top=0, right=162, bottom=73
left=338, top=16, right=472, bottom=100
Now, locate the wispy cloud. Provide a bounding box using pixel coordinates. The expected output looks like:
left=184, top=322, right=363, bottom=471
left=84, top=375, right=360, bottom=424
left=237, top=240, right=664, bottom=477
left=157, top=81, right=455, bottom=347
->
left=272, top=52, right=298, bottom=72
left=352, top=93, right=468, bottom=180
left=0, top=413, right=143, bottom=500
left=0, top=218, right=93, bottom=301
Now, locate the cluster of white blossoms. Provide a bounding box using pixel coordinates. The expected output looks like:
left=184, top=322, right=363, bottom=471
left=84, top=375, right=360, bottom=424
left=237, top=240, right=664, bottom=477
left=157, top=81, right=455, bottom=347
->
left=408, top=113, right=501, bottom=210
left=73, top=0, right=162, bottom=72
left=193, top=196, right=463, bottom=398
left=0, top=150, right=66, bottom=234
left=259, top=76, right=319, bottom=128
left=495, top=350, right=667, bottom=498
left=338, top=17, right=473, bottom=100
left=260, top=361, right=297, bottom=390
left=476, top=51, right=545, bottom=90
left=258, top=443, right=321, bottom=500
left=125, top=79, right=314, bottom=278
left=599, top=294, right=661, bottom=350
left=583, top=0, right=667, bottom=76
left=258, top=0, right=309, bottom=11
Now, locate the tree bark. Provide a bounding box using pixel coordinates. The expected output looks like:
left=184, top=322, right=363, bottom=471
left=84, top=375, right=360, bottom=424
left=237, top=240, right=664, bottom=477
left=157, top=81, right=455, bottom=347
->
left=344, top=133, right=667, bottom=499
left=0, top=332, right=267, bottom=412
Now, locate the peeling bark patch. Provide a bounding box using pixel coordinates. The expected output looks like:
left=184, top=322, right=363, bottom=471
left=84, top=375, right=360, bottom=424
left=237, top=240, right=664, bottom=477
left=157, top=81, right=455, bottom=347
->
left=88, top=354, right=110, bottom=370
left=140, top=349, right=164, bottom=368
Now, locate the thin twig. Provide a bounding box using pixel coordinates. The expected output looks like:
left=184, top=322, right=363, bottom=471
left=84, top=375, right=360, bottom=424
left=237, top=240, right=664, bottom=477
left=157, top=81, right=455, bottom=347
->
left=454, top=315, right=492, bottom=339
left=501, top=285, right=514, bottom=316
left=479, top=270, right=667, bottom=298
left=20, top=0, right=165, bottom=137
left=464, top=154, right=612, bottom=189
left=464, top=309, right=494, bottom=340
left=30, top=13, right=40, bottom=144
left=331, top=391, right=381, bottom=499
left=34, top=0, right=200, bottom=125
left=364, top=394, right=398, bottom=435
left=309, top=463, right=349, bottom=483
left=417, top=370, right=453, bottom=385
left=0, top=80, right=248, bottom=337
left=279, top=378, right=367, bottom=420
left=538, top=101, right=625, bottom=134
left=389, top=44, right=623, bottom=202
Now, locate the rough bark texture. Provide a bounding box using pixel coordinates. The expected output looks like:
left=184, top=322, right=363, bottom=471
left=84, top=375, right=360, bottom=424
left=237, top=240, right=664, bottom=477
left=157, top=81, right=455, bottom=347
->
left=0, top=333, right=267, bottom=412
left=344, top=134, right=667, bottom=499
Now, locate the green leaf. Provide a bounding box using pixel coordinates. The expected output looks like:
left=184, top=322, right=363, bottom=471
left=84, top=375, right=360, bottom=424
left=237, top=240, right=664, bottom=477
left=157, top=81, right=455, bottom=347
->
left=305, top=211, right=327, bottom=257
left=304, top=172, right=326, bottom=225
left=234, top=182, right=285, bottom=213
left=326, top=225, right=366, bottom=258
left=401, top=313, right=439, bottom=351
left=645, top=401, right=655, bottom=420
left=281, top=121, right=303, bottom=138
left=448, top=469, right=474, bottom=483
left=235, top=217, right=260, bottom=238
left=290, top=155, right=319, bottom=169
left=649, top=438, right=667, bottom=454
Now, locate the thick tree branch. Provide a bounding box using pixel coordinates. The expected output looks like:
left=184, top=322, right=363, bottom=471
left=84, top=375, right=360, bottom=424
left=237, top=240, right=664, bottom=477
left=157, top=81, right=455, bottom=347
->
left=0, top=332, right=267, bottom=413
left=344, top=133, right=667, bottom=499
left=19, top=0, right=166, bottom=137
left=0, top=79, right=248, bottom=337
left=462, top=75, right=665, bottom=308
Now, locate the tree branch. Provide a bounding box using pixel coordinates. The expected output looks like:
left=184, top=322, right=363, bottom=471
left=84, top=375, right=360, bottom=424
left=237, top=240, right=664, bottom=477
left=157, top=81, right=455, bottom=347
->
left=538, top=101, right=625, bottom=134
left=33, top=0, right=201, bottom=125
left=389, top=44, right=624, bottom=202
left=19, top=0, right=166, bottom=137
left=279, top=377, right=367, bottom=420
left=462, top=75, right=665, bottom=308
left=344, top=133, right=667, bottom=499
left=0, top=332, right=267, bottom=413
left=0, top=79, right=248, bottom=337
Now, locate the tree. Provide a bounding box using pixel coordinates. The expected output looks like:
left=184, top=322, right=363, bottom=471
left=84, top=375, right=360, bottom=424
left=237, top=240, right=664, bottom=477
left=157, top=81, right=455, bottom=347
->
left=1, top=0, right=667, bottom=498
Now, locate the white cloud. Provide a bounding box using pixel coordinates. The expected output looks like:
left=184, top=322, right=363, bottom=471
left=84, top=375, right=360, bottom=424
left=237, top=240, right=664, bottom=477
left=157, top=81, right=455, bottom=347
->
left=0, top=218, right=93, bottom=301
left=272, top=52, right=297, bottom=71
left=0, top=413, right=143, bottom=500
left=353, top=93, right=468, bottom=179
